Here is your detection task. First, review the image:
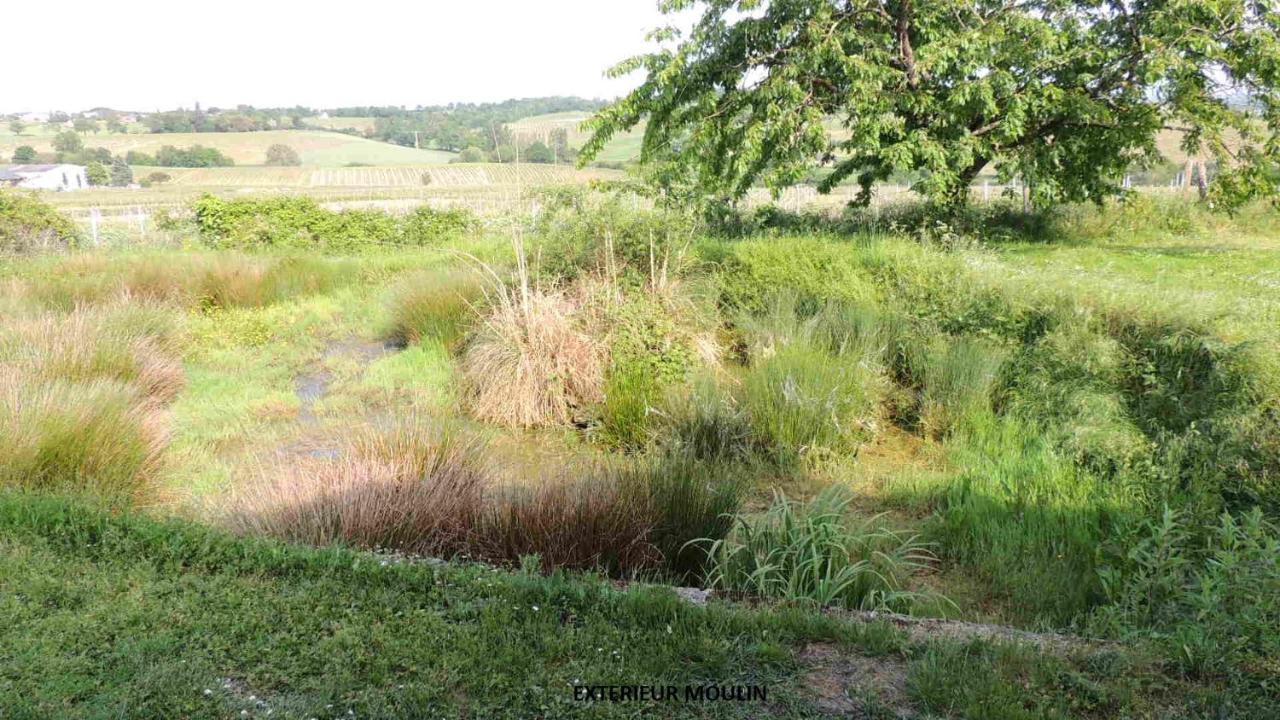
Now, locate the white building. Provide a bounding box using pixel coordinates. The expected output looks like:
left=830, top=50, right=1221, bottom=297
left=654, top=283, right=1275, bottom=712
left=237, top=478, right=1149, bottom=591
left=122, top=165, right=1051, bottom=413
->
left=0, top=164, right=89, bottom=191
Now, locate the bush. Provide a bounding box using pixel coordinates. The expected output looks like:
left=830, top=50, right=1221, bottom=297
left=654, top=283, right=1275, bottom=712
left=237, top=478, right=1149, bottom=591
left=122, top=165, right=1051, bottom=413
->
left=11, top=145, right=36, bottom=163
left=714, top=236, right=880, bottom=316
left=264, top=143, right=302, bottom=166
left=1092, top=507, right=1280, bottom=678
left=191, top=196, right=474, bottom=251
left=155, top=145, right=234, bottom=168
left=125, top=150, right=156, bottom=166
left=0, top=191, right=80, bottom=253
left=454, top=146, right=485, bottom=163
left=533, top=189, right=699, bottom=285
left=703, top=488, right=938, bottom=611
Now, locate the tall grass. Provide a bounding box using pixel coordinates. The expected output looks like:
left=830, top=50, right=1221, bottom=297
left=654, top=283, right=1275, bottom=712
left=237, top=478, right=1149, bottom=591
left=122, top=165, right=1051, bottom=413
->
left=703, top=487, right=937, bottom=612
left=385, top=268, right=485, bottom=350
left=0, top=374, right=168, bottom=506
left=462, top=286, right=604, bottom=428
left=225, top=421, right=744, bottom=578
left=14, top=252, right=358, bottom=311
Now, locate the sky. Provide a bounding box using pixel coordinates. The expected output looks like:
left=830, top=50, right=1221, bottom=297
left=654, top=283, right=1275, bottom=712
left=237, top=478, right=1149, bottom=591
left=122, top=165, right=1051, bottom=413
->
left=3, top=0, right=681, bottom=113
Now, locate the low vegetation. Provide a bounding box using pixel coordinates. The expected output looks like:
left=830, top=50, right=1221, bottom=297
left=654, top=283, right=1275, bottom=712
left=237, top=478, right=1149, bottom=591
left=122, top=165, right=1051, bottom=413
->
left=3, top=187, right=1280, bottom=714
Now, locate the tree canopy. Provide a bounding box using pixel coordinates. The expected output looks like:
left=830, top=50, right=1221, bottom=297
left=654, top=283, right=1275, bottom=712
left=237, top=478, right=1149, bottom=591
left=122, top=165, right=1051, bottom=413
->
left=582, top=0, right=1280, bottom=209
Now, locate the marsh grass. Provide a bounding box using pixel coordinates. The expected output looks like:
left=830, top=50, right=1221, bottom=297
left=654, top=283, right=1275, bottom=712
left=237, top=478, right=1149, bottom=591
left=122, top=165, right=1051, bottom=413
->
left=0, top=374, right=169, bottom=506
left=703, top=487, right=938, bottom=612
left=385, top=268, right=486, bottom=349
left=462, top=285, right=604, bottom=428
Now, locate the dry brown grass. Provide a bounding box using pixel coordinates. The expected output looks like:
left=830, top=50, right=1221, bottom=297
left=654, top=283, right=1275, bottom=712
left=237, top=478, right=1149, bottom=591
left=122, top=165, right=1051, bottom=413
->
left=220, top=420, right=743, bottom=577
left=0, top=305, right=185, bottom=404
left=223, top=423, right=489, bottom=554
left=462, top=287, right=604, bottom=428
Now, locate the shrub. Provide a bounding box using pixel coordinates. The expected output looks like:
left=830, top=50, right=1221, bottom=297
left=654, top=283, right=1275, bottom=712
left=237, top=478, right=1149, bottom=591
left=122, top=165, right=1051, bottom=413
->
left=154, top=145, right=234, bottom=168
left=703, top=488, right=938, bottom=611
left=462, top=286, right=603, bottom=428
left=264, top=143, right=302, bottom=166
left=385, top=268, right=485, bottom=349
left=532, top=189, right=699, bottom=285
left=191, top=196, right=474, bottom=251
left=1092, top=507, right=1280, bottom=678
left=0, top=191, right=80, bottom=253
left=455, top=146, right=485, bottom=163
left=11, top=145, right=36, bottom=163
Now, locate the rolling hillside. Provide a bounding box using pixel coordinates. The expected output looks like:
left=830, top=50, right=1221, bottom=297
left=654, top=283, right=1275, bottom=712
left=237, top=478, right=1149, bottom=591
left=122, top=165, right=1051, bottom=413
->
left=0, top=129, right=455, bottom=166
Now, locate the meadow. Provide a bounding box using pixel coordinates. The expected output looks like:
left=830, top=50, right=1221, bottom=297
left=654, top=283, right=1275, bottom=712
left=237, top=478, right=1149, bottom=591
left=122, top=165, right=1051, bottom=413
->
left=1, top=184, right=1278, bottom=717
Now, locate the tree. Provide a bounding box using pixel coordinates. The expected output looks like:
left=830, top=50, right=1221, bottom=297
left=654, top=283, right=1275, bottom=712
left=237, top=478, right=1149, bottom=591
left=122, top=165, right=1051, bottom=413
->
left=52, top=131, right=83, bottom=154
left=85, top=161, right=108, bottom=186
left=11, top=146, right=36, bottom=163
left=583, top=0, right=1280, bottom=210
left=264, top=143, right=301, bottom=166
left=105, top=118, right=127, bottom=134
left=109, top=158, right=133, bottom=187
left=8, top=120, right=25, bottom=136
left=524, top=141, right=554, bottom=164
left=73, top=117, right=98, bottom=134
left=455, top=146, right=486, bottom=163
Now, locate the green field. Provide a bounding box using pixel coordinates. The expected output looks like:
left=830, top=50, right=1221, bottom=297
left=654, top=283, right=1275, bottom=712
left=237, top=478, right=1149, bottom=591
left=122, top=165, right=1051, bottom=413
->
left=509, top=111, right=645, bottom=163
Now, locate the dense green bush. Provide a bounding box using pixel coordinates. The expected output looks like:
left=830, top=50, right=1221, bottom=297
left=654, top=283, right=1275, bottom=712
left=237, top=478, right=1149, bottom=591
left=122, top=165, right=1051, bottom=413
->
left=191, top=196, right=476, bottom=251
left=0, top=191, right=80, bottom=253
left=155, top=145, right=234, bottom=167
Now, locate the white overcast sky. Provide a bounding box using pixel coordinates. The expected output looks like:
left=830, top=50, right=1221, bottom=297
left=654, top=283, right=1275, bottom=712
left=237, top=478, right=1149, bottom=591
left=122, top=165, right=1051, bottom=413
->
left=3, top=0, right=682, bottom=113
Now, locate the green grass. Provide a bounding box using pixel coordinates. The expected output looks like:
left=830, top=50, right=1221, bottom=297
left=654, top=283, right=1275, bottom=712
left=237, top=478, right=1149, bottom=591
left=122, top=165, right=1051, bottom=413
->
left=0, top=491, right=1217, bottom=719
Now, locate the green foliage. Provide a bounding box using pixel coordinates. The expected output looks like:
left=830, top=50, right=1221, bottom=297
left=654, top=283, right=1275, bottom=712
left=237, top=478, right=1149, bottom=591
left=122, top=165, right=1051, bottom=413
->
left=713, top=236, right=879, bottom=315
left=533, top=188, right=699, bottom=284
left=1092, top=507, right=1280, bottom=681
left=264, top=143, right=302, bottom=166
left=191, top=196, right=474, bottom=251
left=385, top=268, right=484, bottom=349
left=52, top=130, right=83, bottom=153
left=155, top=145, right=234, bottom=167
left=125, top=150, right=156, bottom=165
left=108, top=157, right=133, bottom=187
left=11, top=145, right=36, bottom=163
left=584, top=0, right=1280, bottom=210
left=454, top=146, right=485, bottom=163
left=704, top=488, right=937, bottom=612
left=740, top=338, right=883, bottom=464
left=85, top=161, right=108, bottom=186
left=0, top=191, right=80, bottom=253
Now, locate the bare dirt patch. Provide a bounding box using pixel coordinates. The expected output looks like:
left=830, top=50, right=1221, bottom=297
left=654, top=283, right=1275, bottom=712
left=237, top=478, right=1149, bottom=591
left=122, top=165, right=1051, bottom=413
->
left=799, top=643, right=913, bottom=718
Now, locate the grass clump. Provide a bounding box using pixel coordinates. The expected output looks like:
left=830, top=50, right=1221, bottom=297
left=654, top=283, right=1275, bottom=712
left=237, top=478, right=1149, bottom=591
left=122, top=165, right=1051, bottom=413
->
left=384, top=268, right=485, bottom=349
left=703, top=488, right=937, bottom=612
left=0, top=374, right=168, bottom=505
left=462, top=286, right=604, bottom=428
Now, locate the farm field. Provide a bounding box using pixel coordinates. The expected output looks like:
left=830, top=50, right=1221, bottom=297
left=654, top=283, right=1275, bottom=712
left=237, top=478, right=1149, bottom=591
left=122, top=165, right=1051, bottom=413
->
left=509, top=111, right=645, bottom=163
left=0, top=129, right=455, bottom=166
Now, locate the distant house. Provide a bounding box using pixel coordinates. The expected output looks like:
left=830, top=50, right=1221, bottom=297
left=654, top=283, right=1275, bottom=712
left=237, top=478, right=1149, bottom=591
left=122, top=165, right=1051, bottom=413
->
left=0, top=164, right=89, bottom=191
